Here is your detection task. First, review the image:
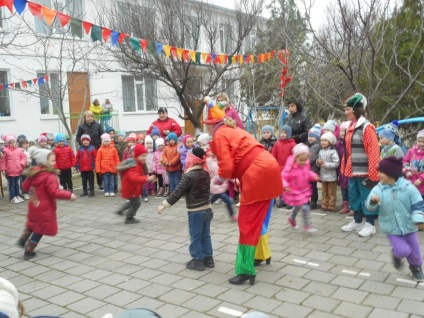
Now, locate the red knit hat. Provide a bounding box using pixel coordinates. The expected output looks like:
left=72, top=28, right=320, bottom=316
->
left=133, top=144, right=147, bottom=158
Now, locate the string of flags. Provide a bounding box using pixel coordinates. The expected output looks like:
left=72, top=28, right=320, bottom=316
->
left=0, top=75, right=49, bottom=91
left=0, top=0, right=290, bottom=66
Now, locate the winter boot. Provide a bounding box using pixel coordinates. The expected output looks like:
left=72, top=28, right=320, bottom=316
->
left=24, top=241, right=38, bottom=260
left=156, top=187, right=164, bottom=197
left=186, top=259, right=206, bottom=271
left=409, top=265, right=424, bottom=282
left=17, top=228, right=32, bottom=248
left=164, top=186, right=170, bottom=196
left=204, top=256, right=215, bottom=268
left=339, top=201, right=350, bottom=214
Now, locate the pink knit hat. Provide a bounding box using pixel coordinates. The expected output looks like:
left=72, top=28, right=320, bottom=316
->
left=5, top=135, right=16, bottom=145
left=182, top=134, right=192, bottom=145
left=292, top=143, right=310, bottom=156
left=126, top=133, right=136, bottom=143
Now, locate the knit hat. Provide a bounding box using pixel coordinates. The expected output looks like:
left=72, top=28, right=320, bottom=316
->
left=136, top=133, right=145, bottom=141
left=17, top=134, right=27, bottom=142
left=345, top=93, right=367, bottom=109
left=37, top=135, right=47, bottom=143
left=32, top=148, right=52, bottom=166
left=378, top=156, right=403, bottom=179
left=118, top=131, right=126, bottom=138
left=386, top=120, right=399, bottom=135
left=261, top=125, right=273, bottom=134
left=101, top=133, right=111, bottom=143
left=151, top=126, right=161, bottom=137
left=321, top=132, right=337, bottom=145
left=197, top=133, right=210, bottom=145
left=133, top=144, right=147, bottom=158
left=126, top=133, right=136, bottom=143
left=155, top=138, right=165, bottom=147
left=340, top=121, right=351, bottom=131
left=192, top=147, right=206, bottom=160
left=323, top=121, right=336, bottom=132
left=167, top=132, right=178, bottom=142
left=417, top=129, right=424, bottom=140
left=280, top=125, right=292, bottom=139
left=144, top=135, right=153, bottom=144
left=182, top=135, right=192, bottom=145
left=5, top=135, right=16, bottom=145
left=379, top=128, right=395, bottom=141
left=292, top=143, right=310, bottom=156
left=81, top=134, right=91, bottom=142
left=106, top=127, right=115, bottom=133
left=55, top=133, right=66, bottom=143
left=0, top=278, right=19, bottom=318
left=308, top=124, right=322, bottom=140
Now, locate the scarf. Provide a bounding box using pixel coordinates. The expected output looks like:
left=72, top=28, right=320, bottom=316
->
left=185, top=151, right=208, bottom=173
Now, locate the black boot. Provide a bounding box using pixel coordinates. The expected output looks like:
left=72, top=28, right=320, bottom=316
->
left=88, top=191, right=95, bottom=197
left=17, top=228, right=32, bottom=248
left=80, top=192, right=88, bottom=197
left=204, top=256, right=215, bottom=268
left=125, top=217, right=140, bottom=224
left=409, top=265, right=424, bottom=282
left=186, top=259, right=206, bottom=271
left=24, top=241, right=38, bottom=260
left=254, top=257, right=271, bottom=266
left=229, top=274, right=256, bottom=285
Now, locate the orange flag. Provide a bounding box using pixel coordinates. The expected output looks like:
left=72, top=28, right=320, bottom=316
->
left=41, top=6, right=56, bottom=26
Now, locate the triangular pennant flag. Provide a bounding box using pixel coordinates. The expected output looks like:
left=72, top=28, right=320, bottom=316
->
left=38, top=77, right=45, bottom=85
left=102, top=28, right=112, bottom=42
left=228, top=54, right=233, bottom=64
left=263, top=53, right=268, bottom=62
left=0, top=85, right=3, bottom=91
left=130, top=37, right=141, bottom=53
left=271, top=50, right=276, bottom=58
left=82, top=21, right=93, bottom=35
left=213, top=54, right=220, bottom=64
left=163, top=45, right=171, bottom=58
left=224, top=54, right=229, bottom=64
left=70, top=18, right=83, bottom=38
left=155, top=42, right=163, bottom=56
left=231, top=56, right=236, bottom=64
left=140, top=39, right=147, bottom=52
left=41, top=6, right=56, bottom=25
left=201, top=52, right=207, bottom=62
left=250, top=55, right=254, bottom=63
left=211, top=53, right=216, bottom=61
left=28, top=2, right=42, bottom=19
left=4, top=84, right=9, bottom=89
left=118, top=33, right=127, bottom=43
left=189, top=50, right=196, bottom=62
left=33, top=78, right=38, bottom=84
left=56, top=12, right=70, bottom=27
left=195, top=52, right=201, bottom=64
left=15, top=82, right=21, bottom=89
left=44, top=75, right=49, bottom=81
left=9, top=83, right=14, bottom=89
left=220, top=54, right=225, bottom=64
left=235, top=55, right=240, bottom=63
left=111, top=31, right=120, bottom=46
left=147, top=41, right=156, bottom=55
left=278, top=51, right=283, bottom=60
left=14, top=0, right=27, bottom=15
left=90, top=25, right=102, bottom=43
left=176, top=48, right=184, bottom=60
left=258, top=54, right=263, bottom=63
left=239, top=55, right=243, bottom=65
left=171, top=47, right=177, bottom=59
left=205, top=54, right=212, bottom=64
left=0, top=0, right=14, bottom=13
left=26, top=80, right=32, bottom=86
left=182, top=49, right=189, bottom=62
left=266, top=53, right=271, bottom=61
left=21, top=81, right=27, bottom=88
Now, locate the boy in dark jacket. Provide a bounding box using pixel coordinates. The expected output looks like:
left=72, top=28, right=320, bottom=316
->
left=259, top=125, right=277, bottom=152
left=75, top=134, right=97, bottom=197
left=157, top=147, right=213, bottom=271
left=307, top=124, right=322, bottom=210
left=53, top=133, right=75, bottom=192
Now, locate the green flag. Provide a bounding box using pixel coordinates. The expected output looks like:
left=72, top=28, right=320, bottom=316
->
left=147, top=41, right=156, bottom=55
left=91, top=25, right=102, bottom=43
left=130, top=37, right=141, bottom=53
left=195, top=52, right=201, bottom=64
left=71, top=18, right=83, bottom=38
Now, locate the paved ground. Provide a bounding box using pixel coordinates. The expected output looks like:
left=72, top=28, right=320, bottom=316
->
left=1, top=183, right=424, bottom=318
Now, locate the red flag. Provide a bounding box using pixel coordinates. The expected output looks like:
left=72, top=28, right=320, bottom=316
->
left=170, top=47, right=177, bottom=59
left=82, top=21, right=93, bottom=35
left=140, top=39, right=148, bottom=52
left=205, top=54, right=212, bottom=64
left=118, top=33, right=128, bottom=43
left=44, top=75, right=49, bottom=81
left=102, top=28, right=112, bottom=42
left=9, top=83, right=14, bottom=89
left=0, top=0, right=13, bottom=13
left=245, top=55, right=251, bottom=63
left=224, top=54, right=229, bottom=64
left=0, top=85, right=3, bottom=91
left=21, top=81, right=27, bottom=88
left=213, top=54, right=220, bottom=64
left=28, top=2, right=43, bottom=19
left=183, top=50, right=189, bottom=62
left=56, top=12, right=70, bottom=27
left=33, top=78, right=38, bottom=85
left=271, top=50, right=276, bottom=58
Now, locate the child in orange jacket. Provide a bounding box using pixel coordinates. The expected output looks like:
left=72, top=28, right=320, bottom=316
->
left=96, top=133, right=120, bottom=197
left=161, top=132, right=181, bottom=193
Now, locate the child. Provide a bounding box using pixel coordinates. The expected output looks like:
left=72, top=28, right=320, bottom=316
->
left=151, top=126, right=161, bottom=142
left=37, top=134, right=49, bottom=149
left=283, top=143, right=319, bottom=232
left=115, top=132, right=127, bottom=161
left=157, top=147, right=213, bottom=271
left=214, top=93, right=244, bottom=129
left=17, top=148, right=77, bottom=259
left=178, top=134, right=194, bottom=171
left=322, top=120, right=340, bottom=138
left=136, top=133, right=145, bottom=145
left=317, top=132, right=340, bottom=212
left=46, top=133, right=55, bottom=149
left=123, top=133, right=136, bottom=160
left=153, top=138, right=166, bottom=196
left=18, top=137, right=31, bottom=200
left=259, top=125, right=277, bottom=152
left=161, top=132, right=182, bottom=193
left=0, top=136, right=27, bottom=203
left=53, top=134, right=75, bottom=192
left=307, top=124, right=322, bottom=210
left=144, top=135, right=156, bottom=196
left=96, top=133, right=120, bottom=197
left=75, top=134, right=97, bottom=197
left=271, top=125, right=296, bottom=208
left=379, top=128, right=404, bottom=159
left=106, top=127, right=116, bottom=145
left=116, top=144, right=157, bottom=224
left=197, top=133, right=210, bottom=150
left=366, top=156, right=424, bottom=281
left=206, top=152, right=237, bottom=222
left=386, top=120, right=407, bottom=154
left=403, top=129, right=424, bottom=197
left=335, top=121, right=351, bottom=214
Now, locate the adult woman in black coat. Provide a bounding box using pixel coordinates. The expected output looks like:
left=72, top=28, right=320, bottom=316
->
left=284, top=100, right=311, bottom=144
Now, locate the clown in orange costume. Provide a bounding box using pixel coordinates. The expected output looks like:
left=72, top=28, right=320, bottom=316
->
left=203, top=98, right=283, bottom=285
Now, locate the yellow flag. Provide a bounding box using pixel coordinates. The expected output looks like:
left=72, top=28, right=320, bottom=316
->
left=189, top=50, right=196, bottom=61
left=176, top=48, right=184, bottom=60
left=163, top=45, right=171, bottom=58
left=250, top=55, right=254, bottom=63
left=232, top=56, right=237, bottom=64
left=220, top=54, right=225, bottom=64
left=201, top=53, right=207, bottom=63
left=239, top=55, right=243, bottom=65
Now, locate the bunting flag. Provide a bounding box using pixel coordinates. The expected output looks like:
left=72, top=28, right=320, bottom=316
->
left=0, top=0, right=291, bottom=66
left=0, top=75, right=49, bottom=91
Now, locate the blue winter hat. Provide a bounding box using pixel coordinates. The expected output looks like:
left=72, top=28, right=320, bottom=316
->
left=55, top=133, right=66, bottom=143
left=379, top=128, right=395, bottom=141
left=106, top=127, right=115, bottom=133
left=280, top=125, right=292, bottom=139
left=167, top=132, right=178, bottom=142
left=261, top=125, right=273, bottom=134
left=118, top=131, right=126, bottom=138
left=151, top=126, right=161, bottom=137
left=385, top=120, right=399, bottom=135
left=308, top=124, right=322, bottom=140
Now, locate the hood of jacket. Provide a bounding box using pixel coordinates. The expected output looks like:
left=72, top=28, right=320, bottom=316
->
left=25, top=166, right=58, bottom=185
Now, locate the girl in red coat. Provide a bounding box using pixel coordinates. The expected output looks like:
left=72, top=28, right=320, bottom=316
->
left=17, top=148, right=76, bottom=260
left=75, top=134, right=97, bottom=197
left=53, top=133, right=75, bottom=192
left=116, top=144, right=157, bottom=224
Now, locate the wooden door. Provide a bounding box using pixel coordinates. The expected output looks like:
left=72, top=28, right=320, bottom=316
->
left=67, top=72, right=91, bottom=132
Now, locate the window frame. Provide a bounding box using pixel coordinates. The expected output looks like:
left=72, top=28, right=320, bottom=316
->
left=37, top=71, right=61, bottom=116
left=121, top=75, right=158, bottom=113
left=0, top=69, right=11, bottom=117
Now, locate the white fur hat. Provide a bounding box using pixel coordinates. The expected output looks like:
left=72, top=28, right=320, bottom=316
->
left=144, top=135, right=153, bottom=144
left=292, top=143, right=310, bottom=156
left=321, top=132, right=337, bottom=145
left=0, top=278, right=19, bottom=318
left=32, top=148, right=52, bottom=166
left=197, top=133, right=210, bottom=145
left=155, top=138, right=165, bottom=147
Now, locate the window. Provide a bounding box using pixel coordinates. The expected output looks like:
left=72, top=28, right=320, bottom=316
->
left=184, top=16, right=200, bottom=50
left=118, top=2, right=155, bottom=39
left=122, top=75, right=158, bottom=112
left=244, top=29, right=256, bottom=52
left=38, top=72, right=60, bottom=115
left=220, top=23, right=233, bottom=53
left=34, top=0, right=51, bottom=34
left=0, top=71, right=10, bottom=117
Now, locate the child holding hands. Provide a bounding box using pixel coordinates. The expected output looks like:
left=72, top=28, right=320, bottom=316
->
left=366, top=156, right=424, bottom=281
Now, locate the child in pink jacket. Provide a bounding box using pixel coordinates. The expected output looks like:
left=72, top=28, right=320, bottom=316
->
left=216, top=92, right=244, bottom=129
left=152, top=138, right=166, bottom=196
left=0, top=135, right=27, bottom=203
left=403, top=129, right=424, bottom=196
left=282, top=143, right=319, bottom=232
